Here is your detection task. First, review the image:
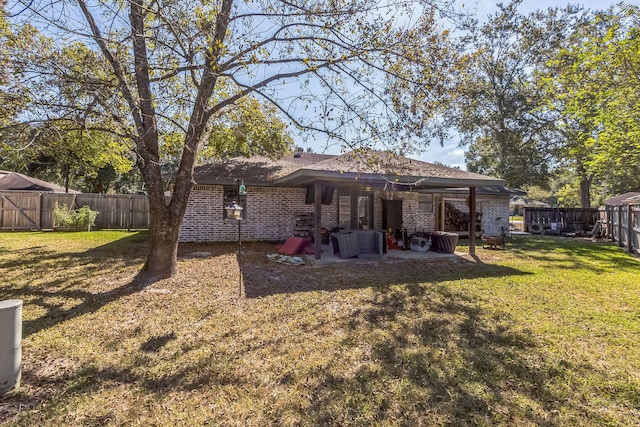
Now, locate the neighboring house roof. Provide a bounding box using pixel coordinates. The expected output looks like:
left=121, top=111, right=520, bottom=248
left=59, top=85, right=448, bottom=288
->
left=0, top=171, right=80, bottom=193
left=192, top=150, right=505, bottom=189
left=606, top=192, right=640, bottom=205
left=509, top=196, right=550, bottom=207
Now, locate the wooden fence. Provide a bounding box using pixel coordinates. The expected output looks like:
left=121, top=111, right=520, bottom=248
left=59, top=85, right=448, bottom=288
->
left=0, top=191, right=150, bottom=230
left=523, top=207, right=600, bottom=234
left=600, top=204, right=640, bottom=255
left=523, top=205, right=639, bottom=255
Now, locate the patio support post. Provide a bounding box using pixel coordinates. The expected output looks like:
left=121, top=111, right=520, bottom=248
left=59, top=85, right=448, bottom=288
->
left=469, top=186, right=477, bottom=256
left=314, top=180, right=322, bottom=260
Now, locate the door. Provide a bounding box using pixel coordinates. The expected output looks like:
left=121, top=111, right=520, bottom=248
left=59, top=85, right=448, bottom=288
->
left=338, top=193, right=373, bottom=230
left=382, top=199, right=403, bottom=231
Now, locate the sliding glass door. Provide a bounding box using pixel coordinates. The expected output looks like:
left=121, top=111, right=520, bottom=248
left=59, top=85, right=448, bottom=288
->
left=338, top=193, right=373, bottom=230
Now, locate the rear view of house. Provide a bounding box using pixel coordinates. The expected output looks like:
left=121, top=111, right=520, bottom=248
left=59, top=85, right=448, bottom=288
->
left=179, top=150, right=512, bottom=257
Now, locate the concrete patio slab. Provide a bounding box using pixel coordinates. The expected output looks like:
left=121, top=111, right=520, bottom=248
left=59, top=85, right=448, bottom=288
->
left=305, top=245, right=463, bottom=264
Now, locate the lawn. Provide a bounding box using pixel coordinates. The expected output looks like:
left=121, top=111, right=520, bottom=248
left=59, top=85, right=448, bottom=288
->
left=1, top=231, right=639, bottom=426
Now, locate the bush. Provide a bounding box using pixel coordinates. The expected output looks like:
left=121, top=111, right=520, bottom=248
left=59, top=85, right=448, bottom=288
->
left=54, top=203, right=99, bottom=231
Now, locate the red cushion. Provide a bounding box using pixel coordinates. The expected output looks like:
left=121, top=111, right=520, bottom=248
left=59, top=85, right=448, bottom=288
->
left=277, top=237, right=307, bottom=255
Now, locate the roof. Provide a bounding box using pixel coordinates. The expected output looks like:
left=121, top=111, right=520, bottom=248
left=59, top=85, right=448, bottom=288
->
left=192, top=150, right=504, bottom=189
left=191, top=153, right=334, bottom=184
left=0, top=171, right=80, bottom=193
left=606, top=192, right=640, bottom=205
left=509, top=196, right=550, bottom=207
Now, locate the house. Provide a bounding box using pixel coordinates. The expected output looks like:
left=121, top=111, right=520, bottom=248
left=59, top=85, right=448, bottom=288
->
left=509, top=195, right=549, bottom=216
left=0, top=171, right=80, bottom=193
left=180, top=150, right=507, bottom=257
left=605, top=192, right=640, bottom=206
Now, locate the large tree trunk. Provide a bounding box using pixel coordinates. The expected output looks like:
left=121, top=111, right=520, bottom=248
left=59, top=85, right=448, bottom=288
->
left=579, top=176, right=591, bottom=209
left=142, top=208, right=182, bottom=282
left=138, top=182, right=191, bottom=283
left=80, top=0, right=232, bottom=283
left=577, top=162, right=592, bottom=208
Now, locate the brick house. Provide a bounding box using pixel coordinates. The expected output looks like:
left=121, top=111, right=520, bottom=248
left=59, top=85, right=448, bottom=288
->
left=179, top=150, right=508, bottom=257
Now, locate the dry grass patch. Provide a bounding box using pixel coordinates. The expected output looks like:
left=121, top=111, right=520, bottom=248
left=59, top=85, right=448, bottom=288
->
left=1, top=232, right=639, bottom=426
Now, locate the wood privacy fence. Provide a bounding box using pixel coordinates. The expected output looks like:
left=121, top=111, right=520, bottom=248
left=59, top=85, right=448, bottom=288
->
left=0, top=191, right=150, bottom=230
left=523, top=208, right=600, bottom=234
left=600, top=204, right=640, bottom=255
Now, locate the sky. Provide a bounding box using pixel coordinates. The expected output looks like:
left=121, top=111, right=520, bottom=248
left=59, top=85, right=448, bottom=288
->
left=302, top=0, right=635, bottom=169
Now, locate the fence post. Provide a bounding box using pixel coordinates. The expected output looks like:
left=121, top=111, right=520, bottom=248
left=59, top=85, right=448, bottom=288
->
left=35, top=192, right=42, bottom=230
left=617, top=206, right=623, bottom=247
left=607, top=205, right=614, bottom=242
left=627, top=203, right=633, bottom=254
left=128, top=196, right=133, bottom=231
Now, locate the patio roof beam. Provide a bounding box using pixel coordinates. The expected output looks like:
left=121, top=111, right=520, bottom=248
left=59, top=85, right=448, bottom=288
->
left=274, top=170, right=504, bottom=189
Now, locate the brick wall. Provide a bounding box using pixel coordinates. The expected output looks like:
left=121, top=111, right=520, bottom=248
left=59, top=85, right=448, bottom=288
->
left=179, top=185, right=337, bottom=242
left=439, top=193, right=510, bottom=236
left=180, top=185, right=508, bottom=242
left=479, top=195, right=510, bottom=236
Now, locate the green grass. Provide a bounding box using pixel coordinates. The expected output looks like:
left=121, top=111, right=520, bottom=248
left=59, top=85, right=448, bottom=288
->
left=1, top=231, right=639, bottom=426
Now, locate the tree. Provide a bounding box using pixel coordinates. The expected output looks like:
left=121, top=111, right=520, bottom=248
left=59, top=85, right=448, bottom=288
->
left=0, top=122, right=134, bottom=193
left=1, top=26, right=136, bottom=192
left=9, top=0, right=456, bottom=281
left=447, top=0, right=587, bottom=188
left=0, top=11, right=33, bottom=128
left=540, top=5, right=640, bottom=207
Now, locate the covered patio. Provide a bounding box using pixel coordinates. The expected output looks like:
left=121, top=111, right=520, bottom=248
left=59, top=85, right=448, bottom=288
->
left=271, top=151, right=505, bottom=259
left=184, top=149, right=506, bottom=257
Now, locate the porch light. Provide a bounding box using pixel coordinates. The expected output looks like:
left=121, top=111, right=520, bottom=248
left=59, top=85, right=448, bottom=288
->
left=227, top=178, right=247, bottom=298
left=225, top=201, right=243, bottom=220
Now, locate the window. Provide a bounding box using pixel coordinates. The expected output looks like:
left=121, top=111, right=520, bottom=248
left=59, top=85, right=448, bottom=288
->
left=418, top=194, right=433, bottom=213
left=223, top=185, right=247, bottom=219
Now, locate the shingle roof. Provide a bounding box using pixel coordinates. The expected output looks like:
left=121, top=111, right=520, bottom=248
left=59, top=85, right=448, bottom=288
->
left=0, top=171, right=80, bottom=193
left=192, top=153, right=334, bottom=184
left=606, top=192, right=640, bottom=205
left=192, top=150, right=504, bottom=189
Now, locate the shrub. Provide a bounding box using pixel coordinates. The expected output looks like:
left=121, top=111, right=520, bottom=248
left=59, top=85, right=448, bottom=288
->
left=54, top=203, right=99, bottom=231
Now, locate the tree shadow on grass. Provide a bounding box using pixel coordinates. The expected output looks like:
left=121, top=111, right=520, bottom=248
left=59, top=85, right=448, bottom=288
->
left=2, top=241, right=635, bottom=425
left=242, top=254, right=531, bottom=298
left=0, top=231, right=151, bottom=339
left=288, top=284, right=620, bottom=426
left=509, top=235, right=639, bottom=274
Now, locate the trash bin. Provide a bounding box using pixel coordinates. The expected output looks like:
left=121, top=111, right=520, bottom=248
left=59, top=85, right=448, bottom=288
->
left=0, top=299, right=23, bottom=395
left=431, top=232, right=459, bottom=254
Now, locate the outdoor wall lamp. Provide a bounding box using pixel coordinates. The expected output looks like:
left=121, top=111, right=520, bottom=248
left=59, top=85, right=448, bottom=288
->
left=225, top=201, right=244, bottom=220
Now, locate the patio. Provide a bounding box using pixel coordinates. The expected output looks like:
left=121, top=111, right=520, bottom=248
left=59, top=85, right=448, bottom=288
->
left=304, top=244, right=464, bottom=264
